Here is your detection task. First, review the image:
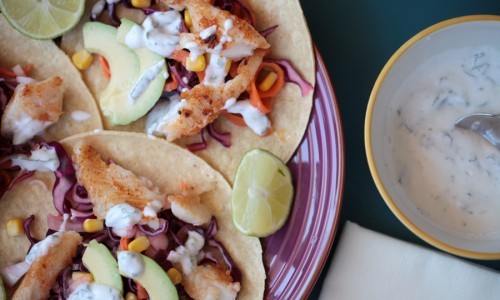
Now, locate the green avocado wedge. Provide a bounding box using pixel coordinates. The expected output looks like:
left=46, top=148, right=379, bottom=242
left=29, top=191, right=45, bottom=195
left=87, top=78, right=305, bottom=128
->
left=82, top=240, right=123, bottom=294
left=117, top=251, right=178, bottom=300
left=83, top=20, right=167, bottom=125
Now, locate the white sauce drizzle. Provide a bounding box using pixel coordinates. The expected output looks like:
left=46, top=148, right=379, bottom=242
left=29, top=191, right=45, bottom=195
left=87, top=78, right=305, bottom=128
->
left=204, top=54, right=229, bottom=86
left=226, top=100, right=270, bottom=135
left=11, top=146, right=60, bottom=172
left=167, top=231, right=205, bottom=275
left=11, top=115, right=51, bottom=145
left=25, top=233, right=62, bottom=265
left=125, top=11, right=182, bottom=58
left=105, top=203, right=143, bottom=237
left=68, top=283, right=122, bottom=300
left=91, top=0, right=106, bottom=20
left=59, top=213, right=70, bottom=232
left=71, top=110, right=91, bottom=122
left=128, top=60, right=166, bottom=104
left=118, top=251, right=145, bottom=279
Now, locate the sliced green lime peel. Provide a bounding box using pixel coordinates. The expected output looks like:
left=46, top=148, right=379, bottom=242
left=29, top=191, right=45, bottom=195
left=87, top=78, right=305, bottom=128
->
left=232, top=149, right=294, bottom=237
left=0, top=0, right=85, bottom=40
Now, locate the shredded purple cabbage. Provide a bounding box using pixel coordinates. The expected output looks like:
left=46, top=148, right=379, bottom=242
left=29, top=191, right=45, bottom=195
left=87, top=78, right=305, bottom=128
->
left=137, top=218, right=169, bottom=236
left=265, top=58, right=314, bottom=96
left=107, top=3, right=121, bottom=26
left=7, top=169, right=34, bottom=190
left=187, top=129, right=208, bottom=152
left=60, top=266, right=72, bottom=300
left=23, top=214, right=38, bottom=250
left=206, top=123, right=232, bottom=147
left=214, top=0, right=255, bottom=26
left=47, top=214, right=85, bottom=232
left=259, top=24, right=279, bottom=38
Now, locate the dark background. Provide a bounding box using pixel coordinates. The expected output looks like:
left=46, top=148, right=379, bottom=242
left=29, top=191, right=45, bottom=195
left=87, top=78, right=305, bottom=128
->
left=299, top=0, right=500, bottom=298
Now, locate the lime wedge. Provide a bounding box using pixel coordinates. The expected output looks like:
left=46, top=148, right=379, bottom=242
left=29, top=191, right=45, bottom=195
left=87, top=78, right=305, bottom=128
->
left=0, top=276, right=5, bottom=300
left=0, top=0, right=85, bottom=40
left=232, top=149, right=294, bottom=237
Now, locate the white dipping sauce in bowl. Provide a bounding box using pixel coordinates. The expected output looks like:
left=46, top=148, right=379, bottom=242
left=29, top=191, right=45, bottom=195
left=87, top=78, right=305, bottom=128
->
left=367, top=16, right=500, bottom=257
left=391, top=46, right=500, bottom=235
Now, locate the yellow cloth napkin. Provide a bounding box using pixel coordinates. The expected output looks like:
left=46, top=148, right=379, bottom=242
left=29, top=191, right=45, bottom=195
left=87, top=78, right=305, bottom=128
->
left=320, top=221, right=500, bottom=300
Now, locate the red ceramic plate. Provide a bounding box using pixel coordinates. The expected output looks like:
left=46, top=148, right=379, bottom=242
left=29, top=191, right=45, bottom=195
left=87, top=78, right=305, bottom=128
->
left=262, top=48, right=344, bottom=299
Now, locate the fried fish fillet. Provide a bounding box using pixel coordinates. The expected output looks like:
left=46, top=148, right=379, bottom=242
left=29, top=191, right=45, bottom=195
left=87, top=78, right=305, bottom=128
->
left=12, top=231, right=82, bottom=300
left=73, top=142, right=169, bottom=222
left=1, top=76, right=64, bottom=145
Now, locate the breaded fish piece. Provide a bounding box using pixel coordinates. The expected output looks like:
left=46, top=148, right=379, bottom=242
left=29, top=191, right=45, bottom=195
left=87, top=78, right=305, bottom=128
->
left=158, top=49, right=266, bottom=141
left=1, top=76, right=64, bottom=145
left=73, top=143, right=169, bottom=221
left=12, top=231, right=82, bottom=300
left=168, top=193, right=211, bottom=225
left=174, top=0, right=270, bottom=58
left=183, top=264, right=240, bottom=300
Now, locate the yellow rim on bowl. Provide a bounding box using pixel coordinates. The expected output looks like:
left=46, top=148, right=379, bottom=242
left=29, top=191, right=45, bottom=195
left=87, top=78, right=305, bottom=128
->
left=365, top=15, right=500, bottom=260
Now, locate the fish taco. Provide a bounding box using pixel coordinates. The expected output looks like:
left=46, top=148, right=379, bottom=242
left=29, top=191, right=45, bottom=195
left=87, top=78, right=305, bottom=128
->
left=0, top=15, right=102, bottom=144
left=0, top=131, right=264, bottom=299
left=61, top=0, right=315, bottom=183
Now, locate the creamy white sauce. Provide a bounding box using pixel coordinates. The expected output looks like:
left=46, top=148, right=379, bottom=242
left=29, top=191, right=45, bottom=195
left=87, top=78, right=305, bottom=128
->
left=146, top=95, right=186, bottom=136
left=68, top=283, right=123, bottom=300
left=59, top=213, right=70, bottom=232
left=71, top=110, right=91, bottom=122
left=118, top=251, right=145, bottom=279
left=200, top=25, right=217, bottom=40
left=25, top=233, right=61, bottom=265
left=105, top=203, right=143, bottom=237
left=223, top=97, right=237, bottom=110
left=125, top=11, right=182, bottom=58
left=204, top=54, right=229, bottom=86
left=167, top=231, right=205, bottom=275
left=11, top=115, right=51, bottom=145
left=11, top=145, right=60, bottom=172
left=390, top=45, right=500, bottom=236
left=226, top=100, right=270, bottom=135
left=91, top=0, right=106, bottom=19
left=128, top=60, right=166, bottom=104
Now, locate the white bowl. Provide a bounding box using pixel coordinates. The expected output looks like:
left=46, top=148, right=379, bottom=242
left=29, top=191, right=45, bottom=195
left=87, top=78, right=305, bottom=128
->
left=365, top=15, right=500, bottom=259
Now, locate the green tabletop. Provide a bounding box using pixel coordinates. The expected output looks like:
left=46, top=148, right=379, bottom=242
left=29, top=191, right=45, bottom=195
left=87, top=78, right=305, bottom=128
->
left=299, top=0, right=500, bottom=298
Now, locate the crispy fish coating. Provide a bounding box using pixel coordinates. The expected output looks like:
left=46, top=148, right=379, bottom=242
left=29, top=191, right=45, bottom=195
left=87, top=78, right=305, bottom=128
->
left=183, top=264, right=241, bottom=300
left=162, top=49, right=266, bottom=141
left=73, top=142, right=168, bottom=221
left=1, top=76, right=64, bottom=145
left=12, top=231, right=82, bottom=300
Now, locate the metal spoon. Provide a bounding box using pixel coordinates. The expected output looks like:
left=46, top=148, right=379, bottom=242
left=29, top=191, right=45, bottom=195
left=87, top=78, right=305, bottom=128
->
left=455, top=113, right=500, bottom=149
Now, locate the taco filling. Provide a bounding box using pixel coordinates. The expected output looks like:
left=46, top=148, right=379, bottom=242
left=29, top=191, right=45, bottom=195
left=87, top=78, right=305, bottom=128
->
left=0, top=132, right=262, bottom=299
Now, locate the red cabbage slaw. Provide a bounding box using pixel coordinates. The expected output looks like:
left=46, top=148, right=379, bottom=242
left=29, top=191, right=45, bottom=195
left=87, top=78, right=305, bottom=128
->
left=8, top=141, right=242, bottom=299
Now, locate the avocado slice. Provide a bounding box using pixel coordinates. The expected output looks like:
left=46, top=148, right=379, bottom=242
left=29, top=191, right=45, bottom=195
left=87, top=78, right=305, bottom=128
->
left=82, top=240, right=123, bottom=294
left=83, top=21, right=167, bottom=125
left=117, top=251, right=178, bottom=300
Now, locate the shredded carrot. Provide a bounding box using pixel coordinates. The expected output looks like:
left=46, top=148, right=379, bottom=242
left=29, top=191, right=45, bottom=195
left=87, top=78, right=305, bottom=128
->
left=22, top=64, right=33, bottom=75
left=136, top=282, right=148, bottom=300
left=98, top=55, right=111, bottom=80
left=256, top=62, right=285, bottom=98
left=229, top=61, right=239, bottom=78
left=180, top=178, right=191, bottom=191
left=249, top=81, right=271, bottom=114
left=196, top=71, right=205, bottom=82
left=0, top=67, right=17, bottom=78
left=223, top=112, right=247, bottom=127
left=164, top=75, right=179, bottom=91
left=171, top=49, right=190, bottom=66
left=119, top=237, right=130, bottom=251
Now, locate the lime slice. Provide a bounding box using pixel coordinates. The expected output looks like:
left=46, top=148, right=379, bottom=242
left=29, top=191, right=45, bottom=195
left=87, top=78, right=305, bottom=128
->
left=0, top=276, right=5, bottom=300
left=232, top=149, right=294, bottom=237
left=0, top=0, right=85, bottom=40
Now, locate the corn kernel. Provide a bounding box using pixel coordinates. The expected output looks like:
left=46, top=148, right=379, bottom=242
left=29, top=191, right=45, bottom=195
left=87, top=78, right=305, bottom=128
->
left=72, top=49, right=93, bottom=70
left=167, top=268, right=182, bottom=285
left=83, top=219, right=104, bottom=233
left=186, top=55, right=206, bottom=72
left=128, top=236, right=150, bottom=253
left=131, top=0, right=151, bottom=9
left=72, top=272, right=94, bottom=282
left=258, top=71, right=278, bottom=92
left=125, top=292, right=138, bottom=300
left=6, top=218, right=24, bottom=237
left=225, top=60, right=232, bottom=73
left=184, top=10, right=193, bottom=28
